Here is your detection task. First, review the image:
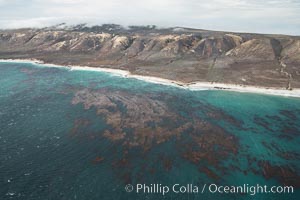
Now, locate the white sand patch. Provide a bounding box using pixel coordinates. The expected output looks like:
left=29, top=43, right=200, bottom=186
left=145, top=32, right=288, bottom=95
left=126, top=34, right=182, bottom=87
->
left=1, top=59, right=300, bottom=98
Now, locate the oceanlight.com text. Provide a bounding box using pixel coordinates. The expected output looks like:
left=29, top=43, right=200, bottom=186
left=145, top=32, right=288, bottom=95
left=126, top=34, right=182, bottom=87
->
left=124, top=183, right=294, bottom=196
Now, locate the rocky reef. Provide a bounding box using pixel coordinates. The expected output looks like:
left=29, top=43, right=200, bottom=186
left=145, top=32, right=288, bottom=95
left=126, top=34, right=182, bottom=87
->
left=68, top=88, right=300, bottom=187
left=71, top=88, right=234, bottom=151
left=70, top=88, right=241, bottom=182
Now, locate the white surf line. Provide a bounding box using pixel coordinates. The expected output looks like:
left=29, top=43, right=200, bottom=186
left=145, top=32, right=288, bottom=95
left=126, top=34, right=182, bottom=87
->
left=187, top=82, right=300, bottom=98
left=1, top=59, right=300, bottom=98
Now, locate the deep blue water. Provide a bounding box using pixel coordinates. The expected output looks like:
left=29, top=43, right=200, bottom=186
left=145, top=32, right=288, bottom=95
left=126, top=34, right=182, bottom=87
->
left=0, top=62, right=300, bottom=200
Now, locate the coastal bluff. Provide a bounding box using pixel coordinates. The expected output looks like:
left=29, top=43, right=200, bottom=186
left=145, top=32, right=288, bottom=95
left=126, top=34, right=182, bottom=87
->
left=1, top=24, right=300, bottom=89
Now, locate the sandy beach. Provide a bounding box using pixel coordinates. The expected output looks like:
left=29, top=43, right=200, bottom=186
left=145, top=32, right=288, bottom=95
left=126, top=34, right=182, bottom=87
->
left=1, top=59, right=300, bottom=98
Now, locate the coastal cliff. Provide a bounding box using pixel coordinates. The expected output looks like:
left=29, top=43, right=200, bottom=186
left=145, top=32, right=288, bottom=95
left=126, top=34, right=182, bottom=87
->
left=1, top=24, right=300, bottom=89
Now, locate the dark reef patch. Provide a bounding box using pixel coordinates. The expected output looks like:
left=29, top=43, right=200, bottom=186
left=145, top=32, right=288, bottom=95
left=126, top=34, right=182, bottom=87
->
left=70, top=88, right=242, bottom=183
left=258, top=161, right=300, bottom=188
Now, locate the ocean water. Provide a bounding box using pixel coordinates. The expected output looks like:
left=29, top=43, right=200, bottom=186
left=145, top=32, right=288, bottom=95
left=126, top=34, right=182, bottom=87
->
left=0, top=62, right=299, bottom=200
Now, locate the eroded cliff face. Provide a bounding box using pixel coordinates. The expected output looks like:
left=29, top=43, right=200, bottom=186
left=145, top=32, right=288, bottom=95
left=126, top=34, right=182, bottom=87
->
left=0, top=26, right=300, bottom=88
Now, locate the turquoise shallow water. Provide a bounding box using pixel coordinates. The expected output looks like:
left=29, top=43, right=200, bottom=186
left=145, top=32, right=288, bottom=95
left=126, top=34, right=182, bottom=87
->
left=0, top=62, right=300, bottom=200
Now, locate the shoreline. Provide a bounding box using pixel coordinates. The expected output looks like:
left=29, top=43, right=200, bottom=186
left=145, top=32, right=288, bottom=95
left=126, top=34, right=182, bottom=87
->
left=1, top=58, right=300, bottom=98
